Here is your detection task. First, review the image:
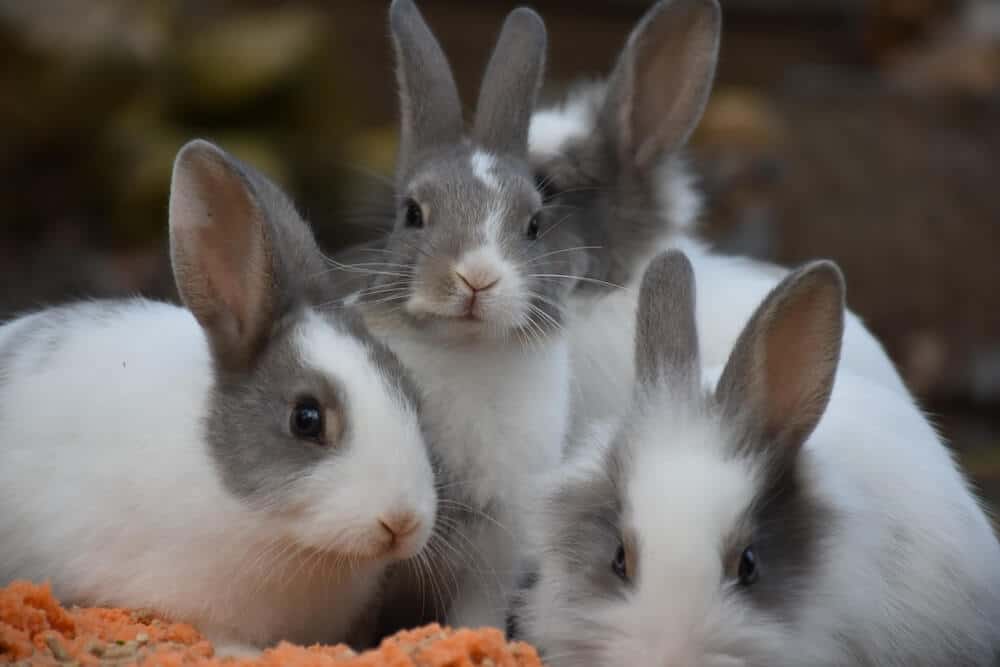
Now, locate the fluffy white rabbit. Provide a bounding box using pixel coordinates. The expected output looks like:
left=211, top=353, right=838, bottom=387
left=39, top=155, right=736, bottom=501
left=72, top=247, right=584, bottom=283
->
left=515, top=250, right=1000, bottom=666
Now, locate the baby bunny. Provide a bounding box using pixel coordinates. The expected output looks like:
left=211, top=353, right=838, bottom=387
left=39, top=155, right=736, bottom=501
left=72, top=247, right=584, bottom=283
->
left=526, top=0, right=910, bottom=444
left=516, top=250, right=1000, bottom=666
left=332, top=0, right=577, bottom=634
left=0, top=140, right=437, bottom=654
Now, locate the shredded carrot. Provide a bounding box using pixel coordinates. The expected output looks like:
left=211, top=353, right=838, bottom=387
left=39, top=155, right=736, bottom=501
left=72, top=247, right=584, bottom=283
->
left=0, top=581, right=543, bottom=666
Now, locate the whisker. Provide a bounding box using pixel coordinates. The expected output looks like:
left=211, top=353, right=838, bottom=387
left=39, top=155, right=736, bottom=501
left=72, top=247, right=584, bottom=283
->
left=529, top=273, right=624, bottom=290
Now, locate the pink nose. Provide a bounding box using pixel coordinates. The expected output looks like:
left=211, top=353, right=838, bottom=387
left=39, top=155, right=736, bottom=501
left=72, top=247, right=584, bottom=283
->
left=379, top=512, right=420, bottom=544
left=455, top=271, right=500, bottom=293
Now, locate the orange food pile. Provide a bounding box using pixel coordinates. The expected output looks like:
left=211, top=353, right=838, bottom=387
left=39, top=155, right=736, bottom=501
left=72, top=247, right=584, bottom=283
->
left=0, top=581, right=543, bottom=666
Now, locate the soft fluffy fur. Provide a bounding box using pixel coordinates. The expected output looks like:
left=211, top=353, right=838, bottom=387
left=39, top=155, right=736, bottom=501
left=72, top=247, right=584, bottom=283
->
left=0, top=140, right=437, bottom=653
left=329, top=0, right=577, bottom=634
left=524, top=0, right=910, bottom=448
left=518, top=251, right=1000, bottom=666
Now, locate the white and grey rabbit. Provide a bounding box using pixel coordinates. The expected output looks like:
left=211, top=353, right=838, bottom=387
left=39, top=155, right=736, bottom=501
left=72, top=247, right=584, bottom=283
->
left=514, top=250, right=1000, bottom=666
left=0, top=140, right=437, bottom=654
left=330, top=0, right=580, bottom=634
left=526, top=0, right=911, bottom=444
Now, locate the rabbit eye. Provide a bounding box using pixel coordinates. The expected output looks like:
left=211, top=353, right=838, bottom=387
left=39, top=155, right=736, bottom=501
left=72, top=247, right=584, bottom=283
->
left=612, top=542, right=629, bottom=581
left=290, top=396, right=325, bottom=442
left=738, top=546, right=758, bottom=586
left=403, top=198, right=424, bottom=229
left=526, top=213, right=541, bottom=240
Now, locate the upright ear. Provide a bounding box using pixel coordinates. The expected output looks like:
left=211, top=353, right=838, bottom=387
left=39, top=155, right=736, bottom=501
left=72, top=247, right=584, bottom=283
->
left=390, top=0, right=463, bottom=175
left=715, top=261, right=845, bottom=460
left=634, top=250, right=701, bottom=394
left=169, top=140, right=290, bottom=372
left=603, top=0, right=721, bottom=170
left=473, top=7, right=547, bottom=157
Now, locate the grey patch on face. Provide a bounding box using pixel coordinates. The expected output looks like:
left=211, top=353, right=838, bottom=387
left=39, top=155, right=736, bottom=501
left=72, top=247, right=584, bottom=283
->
left=206, top=308, right=350, bottom=503
left=724, top=431, right=838, bottom=622
left=543, top=435, right=633, bottom=606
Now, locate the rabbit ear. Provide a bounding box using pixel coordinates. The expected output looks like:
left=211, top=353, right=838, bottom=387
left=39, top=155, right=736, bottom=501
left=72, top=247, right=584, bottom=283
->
left=715, top=260, right=845, bottom=463
left=390, top=0, right=463, bottom=175
left=634, top=250, right=701, bottom=395
left=169, top=140, right=305, bottom=372
left=602, top=0, right=721, bottom=170
left=472, top=7, right=547, bottom=157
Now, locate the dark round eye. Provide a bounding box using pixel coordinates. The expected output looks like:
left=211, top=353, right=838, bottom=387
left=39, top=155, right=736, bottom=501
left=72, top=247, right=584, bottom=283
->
left=526, top=213, right=540, bottom=240
left=403, top=198, right=424, bottom=229
left=290, top=396, right=324, bottom=442
left=612, top=542, right=628, bottom=581
left=738, top=546, right=758, bottom=586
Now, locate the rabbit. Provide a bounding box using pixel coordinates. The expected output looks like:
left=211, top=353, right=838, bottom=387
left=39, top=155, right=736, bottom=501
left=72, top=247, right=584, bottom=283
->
left=0, top=139, right=438, bottom=655
left=513, top=249, right=1000, bottom=666
left=327, top=0, right=582, bottom=635
left=525, top=0, right=912, bottom=446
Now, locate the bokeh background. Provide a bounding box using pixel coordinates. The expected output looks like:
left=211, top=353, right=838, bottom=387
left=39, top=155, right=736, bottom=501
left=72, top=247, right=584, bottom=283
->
left=1, top=0, right=998, bottom=513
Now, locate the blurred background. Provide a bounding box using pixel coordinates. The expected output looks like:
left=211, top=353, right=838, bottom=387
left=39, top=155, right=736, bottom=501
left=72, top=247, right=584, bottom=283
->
left=1, top=0, right=998, bottom=513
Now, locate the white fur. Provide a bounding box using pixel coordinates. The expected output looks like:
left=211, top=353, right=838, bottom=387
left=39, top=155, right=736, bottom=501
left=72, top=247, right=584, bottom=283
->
left=654, top=158, right=702, bottom=234
left=528, top=94, right=595, bottom=160
left=471, top=151, right=501, bottom=191
left=374, top=327, right=571, bottom=629
left=0, top=301, right=436, bottom=649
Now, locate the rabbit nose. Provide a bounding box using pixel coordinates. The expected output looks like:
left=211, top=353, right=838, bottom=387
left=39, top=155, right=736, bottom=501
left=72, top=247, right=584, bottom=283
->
left=455, top=270, right=500, bottom=293
left=379, top=512, right=421, bottom=543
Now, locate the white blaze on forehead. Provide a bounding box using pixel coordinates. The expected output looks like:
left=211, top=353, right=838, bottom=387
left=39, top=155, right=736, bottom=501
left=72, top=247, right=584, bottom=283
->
left=483, top=201, right=506, bottom=248
left=628, top=409, right=755, bottom=577
left=471, top=151, right=500, bottom=191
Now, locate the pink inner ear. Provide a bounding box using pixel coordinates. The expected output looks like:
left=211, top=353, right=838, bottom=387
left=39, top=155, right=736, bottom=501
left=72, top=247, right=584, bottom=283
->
left=762, top=280, right=840, bottom=441
left=172, top=150, right=273, bottom=361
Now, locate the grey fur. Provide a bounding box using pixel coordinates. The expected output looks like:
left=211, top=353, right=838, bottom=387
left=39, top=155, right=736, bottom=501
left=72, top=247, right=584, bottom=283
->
left=725, top=430, right=837, bottom=621
left=390, top=0, right=463, bottom=182
left=473, top=7, right=547, bottom=157
left=337, top=3, right=581, bottom=339
left=169, top=140, right=421, bottom=505
left=634, top=249, right=700, bottom=391
left=530, top=0, right=721, bottom=287
left=605, top=0, right=721, bottom=168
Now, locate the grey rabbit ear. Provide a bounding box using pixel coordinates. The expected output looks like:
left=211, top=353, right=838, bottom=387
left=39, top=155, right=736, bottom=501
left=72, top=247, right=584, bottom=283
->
left=603, top=0, right=721, bottom=169
left=634, top=249, right=701, bottom=394
left=390, top=0, right=464, bottom=176
left=715, top=260, right=845, bottom=462
left=473, top=7, right=547, bottom=157
left=169, top=139, right=304, bottom=372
